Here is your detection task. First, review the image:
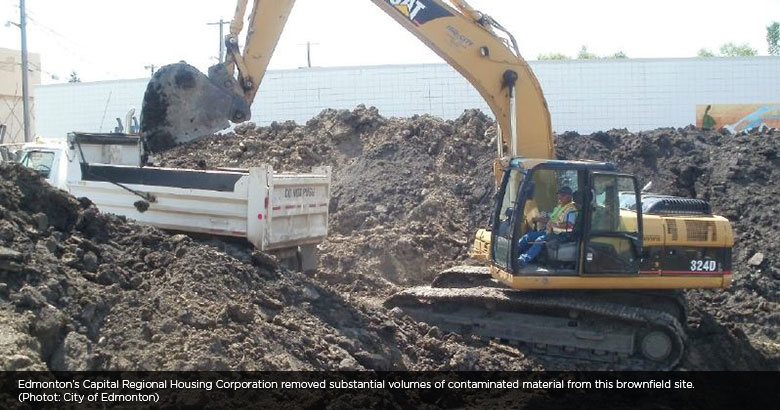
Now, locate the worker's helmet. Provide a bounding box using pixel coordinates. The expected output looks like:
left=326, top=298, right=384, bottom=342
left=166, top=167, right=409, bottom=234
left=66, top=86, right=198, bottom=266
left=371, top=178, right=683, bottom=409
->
left=557, top=186, right=573, bottom=196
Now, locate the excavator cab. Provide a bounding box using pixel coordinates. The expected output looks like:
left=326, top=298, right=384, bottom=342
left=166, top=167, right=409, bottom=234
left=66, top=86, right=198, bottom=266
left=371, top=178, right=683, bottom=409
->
left=491, top=159, right=643, bottom=277
left=392, top=158, right=689, bottom=367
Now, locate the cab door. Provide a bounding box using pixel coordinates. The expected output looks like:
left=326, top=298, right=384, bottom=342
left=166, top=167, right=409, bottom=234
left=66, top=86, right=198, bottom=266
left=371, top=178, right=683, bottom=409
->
left=582, top=172, right=643, bottom=274
left=491, top=168, right=524, bottom=269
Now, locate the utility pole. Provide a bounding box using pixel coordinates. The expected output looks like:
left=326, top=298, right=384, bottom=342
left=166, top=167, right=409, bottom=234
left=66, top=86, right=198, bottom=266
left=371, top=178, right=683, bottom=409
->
left=207, top=19, right=229, bottom=63
left=144, top=64, right=157, bottom=76
left=20, top=0, right=31, bottom=142
left=299, top=41, right=319, bottom=68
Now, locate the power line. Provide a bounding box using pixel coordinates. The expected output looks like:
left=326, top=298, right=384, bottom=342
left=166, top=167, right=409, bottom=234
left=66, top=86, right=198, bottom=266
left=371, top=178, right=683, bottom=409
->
left=25, top=19, right=115, bottom=69
left=144, top=64, right=157, bottom=76
left=16, top=3, right=121, bottom=79
left=0, top=60, right=60, bottom=80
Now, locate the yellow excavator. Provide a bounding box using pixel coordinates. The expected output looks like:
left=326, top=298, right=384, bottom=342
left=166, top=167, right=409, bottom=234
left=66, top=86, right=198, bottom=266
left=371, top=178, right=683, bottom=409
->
left=140, top=0, right=733, bottom=369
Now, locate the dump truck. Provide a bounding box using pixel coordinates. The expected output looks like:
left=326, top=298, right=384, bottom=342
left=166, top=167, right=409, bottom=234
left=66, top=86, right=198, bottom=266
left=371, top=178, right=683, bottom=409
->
left=18, top=133, right=331, bottom=271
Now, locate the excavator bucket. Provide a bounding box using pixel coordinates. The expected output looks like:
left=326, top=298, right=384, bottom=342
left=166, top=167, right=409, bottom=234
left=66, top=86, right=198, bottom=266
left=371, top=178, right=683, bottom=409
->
left=140, top=62, right=251, bottom=152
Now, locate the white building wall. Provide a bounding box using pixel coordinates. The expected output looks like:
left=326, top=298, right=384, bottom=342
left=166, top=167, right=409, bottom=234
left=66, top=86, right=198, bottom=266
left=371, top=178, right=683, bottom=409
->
left=35, top=78, right=148, bottom=137
left=251, top=64, right=489, bottom=126
left=34, top=57, right=780, bottom=138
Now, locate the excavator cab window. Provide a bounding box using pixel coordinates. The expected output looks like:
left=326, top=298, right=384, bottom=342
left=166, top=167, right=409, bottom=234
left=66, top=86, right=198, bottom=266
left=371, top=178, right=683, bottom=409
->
left=582, top=172, right=643, bottom=274
left=493, top=165, right=585, bottom=274
left=493, top=165, right=646, bottom=276
left=492, top=169, right=524, bottom=269
left=515, top=168, right=584, bottom=272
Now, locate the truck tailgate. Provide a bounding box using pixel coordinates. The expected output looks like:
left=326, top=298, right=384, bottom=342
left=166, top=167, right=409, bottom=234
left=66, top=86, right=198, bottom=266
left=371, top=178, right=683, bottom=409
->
left=255, top=166, right=330, bottom=250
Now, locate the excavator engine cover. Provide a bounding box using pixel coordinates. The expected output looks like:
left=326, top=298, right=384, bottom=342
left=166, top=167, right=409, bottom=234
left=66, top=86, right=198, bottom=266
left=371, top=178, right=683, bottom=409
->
left=140, top=62, right=251, bottom=152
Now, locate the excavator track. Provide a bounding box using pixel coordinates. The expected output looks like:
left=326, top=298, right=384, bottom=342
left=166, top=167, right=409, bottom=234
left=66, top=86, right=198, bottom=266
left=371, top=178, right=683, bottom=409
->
left=431, top=265, right=501, bottom=288
left=387, top=266, right=688, bottom=370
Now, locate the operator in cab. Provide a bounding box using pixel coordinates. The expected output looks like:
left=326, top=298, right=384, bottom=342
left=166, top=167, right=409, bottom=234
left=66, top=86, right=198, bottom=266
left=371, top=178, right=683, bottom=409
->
left=517, top=186, right=577, bottom=267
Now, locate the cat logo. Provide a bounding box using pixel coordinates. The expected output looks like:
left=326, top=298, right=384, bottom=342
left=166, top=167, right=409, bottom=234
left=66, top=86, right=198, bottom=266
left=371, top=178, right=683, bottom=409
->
left=387, top=0, right=428, bottom=21
left=384, top=0, right=453, bottom=25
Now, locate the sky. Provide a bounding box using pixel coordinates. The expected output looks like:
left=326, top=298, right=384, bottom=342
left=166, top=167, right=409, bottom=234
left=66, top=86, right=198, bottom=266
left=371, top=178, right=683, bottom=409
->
left=1, top=0, right=778, bottom=84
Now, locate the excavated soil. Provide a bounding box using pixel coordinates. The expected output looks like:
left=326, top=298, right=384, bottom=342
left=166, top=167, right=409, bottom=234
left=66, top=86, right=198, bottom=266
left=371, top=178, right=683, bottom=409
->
left=158, top=107, right=495, bottom=290
left=2, top=106, right=778, bottom=371
left=0, top=161, right=551, bottom=371
left=159, top=106, right=779, bottom=370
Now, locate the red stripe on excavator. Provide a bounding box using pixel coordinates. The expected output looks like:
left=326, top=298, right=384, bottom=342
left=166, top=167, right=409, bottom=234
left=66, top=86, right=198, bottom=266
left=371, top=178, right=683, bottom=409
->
left=272, top=206, right=281, bottom=210
left=640, top=270, right=732, bottom=276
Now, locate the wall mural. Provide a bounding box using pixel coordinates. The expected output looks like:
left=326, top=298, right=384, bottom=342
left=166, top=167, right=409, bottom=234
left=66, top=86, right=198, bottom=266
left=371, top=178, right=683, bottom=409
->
left=697, top=104, right=780, bottom=132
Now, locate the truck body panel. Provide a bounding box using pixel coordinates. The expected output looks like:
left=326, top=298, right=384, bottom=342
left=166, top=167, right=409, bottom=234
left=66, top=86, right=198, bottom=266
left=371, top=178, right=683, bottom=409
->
left=19, top=133, right=330, bottom=263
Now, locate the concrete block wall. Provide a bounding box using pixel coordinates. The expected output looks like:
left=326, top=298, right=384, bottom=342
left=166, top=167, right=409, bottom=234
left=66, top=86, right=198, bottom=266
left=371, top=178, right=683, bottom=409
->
left=34, top=57, right=780, bottom=138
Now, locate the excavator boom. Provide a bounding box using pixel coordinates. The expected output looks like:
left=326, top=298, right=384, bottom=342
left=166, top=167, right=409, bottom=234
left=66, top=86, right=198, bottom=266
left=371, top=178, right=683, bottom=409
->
left=140, top=0, right=553, bottom=160
left=370, top=0, right=553, bottom=159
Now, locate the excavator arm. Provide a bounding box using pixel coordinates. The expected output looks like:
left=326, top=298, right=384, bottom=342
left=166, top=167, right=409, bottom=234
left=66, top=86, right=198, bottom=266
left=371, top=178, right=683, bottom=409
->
left=224, top=0, right=296, bottom=105
left=139, top=0, right=295, bottom=153
left=371, top=0, right=553, bottom=160
left=140, top=0, right=554, bottom=161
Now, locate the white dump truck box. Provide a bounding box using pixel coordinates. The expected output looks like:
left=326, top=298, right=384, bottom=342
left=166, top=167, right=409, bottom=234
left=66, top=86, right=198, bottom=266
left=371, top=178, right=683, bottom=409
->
left=64, top=133, right=330, bottom=252
left=69, top=163, right=330, bottom=251
left=20, top=133, right=330, bottom=269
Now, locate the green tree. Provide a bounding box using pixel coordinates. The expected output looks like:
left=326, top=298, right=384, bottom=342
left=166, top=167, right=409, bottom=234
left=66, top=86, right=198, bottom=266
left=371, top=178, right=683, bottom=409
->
left=68, top=71, right=81, bottom=83
left=537, top=52, right=571, bottom=60
left=538, top=47, right=628, bottom=60
left=768, top=21, right=780, bottom=55
left=719, top=42, right=757, bottom=57
left=577, top=45, right=598, bottom=59
left=697, top=48, right=716, bottom=57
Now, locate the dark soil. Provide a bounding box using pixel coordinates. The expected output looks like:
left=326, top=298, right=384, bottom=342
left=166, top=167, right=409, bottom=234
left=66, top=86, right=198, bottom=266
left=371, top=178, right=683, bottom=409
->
left=158, top=106, right=496, bottom=288
left=159, top=107, right=780, bottom=370
left=0, top=162, right=542, bottom=371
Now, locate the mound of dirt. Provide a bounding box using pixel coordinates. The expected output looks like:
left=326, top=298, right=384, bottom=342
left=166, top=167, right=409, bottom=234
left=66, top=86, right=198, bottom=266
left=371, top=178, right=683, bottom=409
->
left=159, top=106, right=497, bottom=288
left=158, top=107, right=779, bottom=370
left=0, top=161, right=545, bottom=371
left=6, top=104, right=777, bottom=371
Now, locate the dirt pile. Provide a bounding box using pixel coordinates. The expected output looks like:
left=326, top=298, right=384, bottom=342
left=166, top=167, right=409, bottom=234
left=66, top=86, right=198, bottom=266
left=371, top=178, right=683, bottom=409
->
left=0, top=161, right=540, bottom=371
left=159, top=106, right=497, bottom=288
left=159, top=108, right=779, bottom=369
left=6, top=105, right=776, bottom=371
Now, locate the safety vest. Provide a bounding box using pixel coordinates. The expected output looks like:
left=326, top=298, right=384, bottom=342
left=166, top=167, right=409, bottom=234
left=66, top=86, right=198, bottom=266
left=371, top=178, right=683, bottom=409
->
left=548, top=202, right=577, bottom=233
